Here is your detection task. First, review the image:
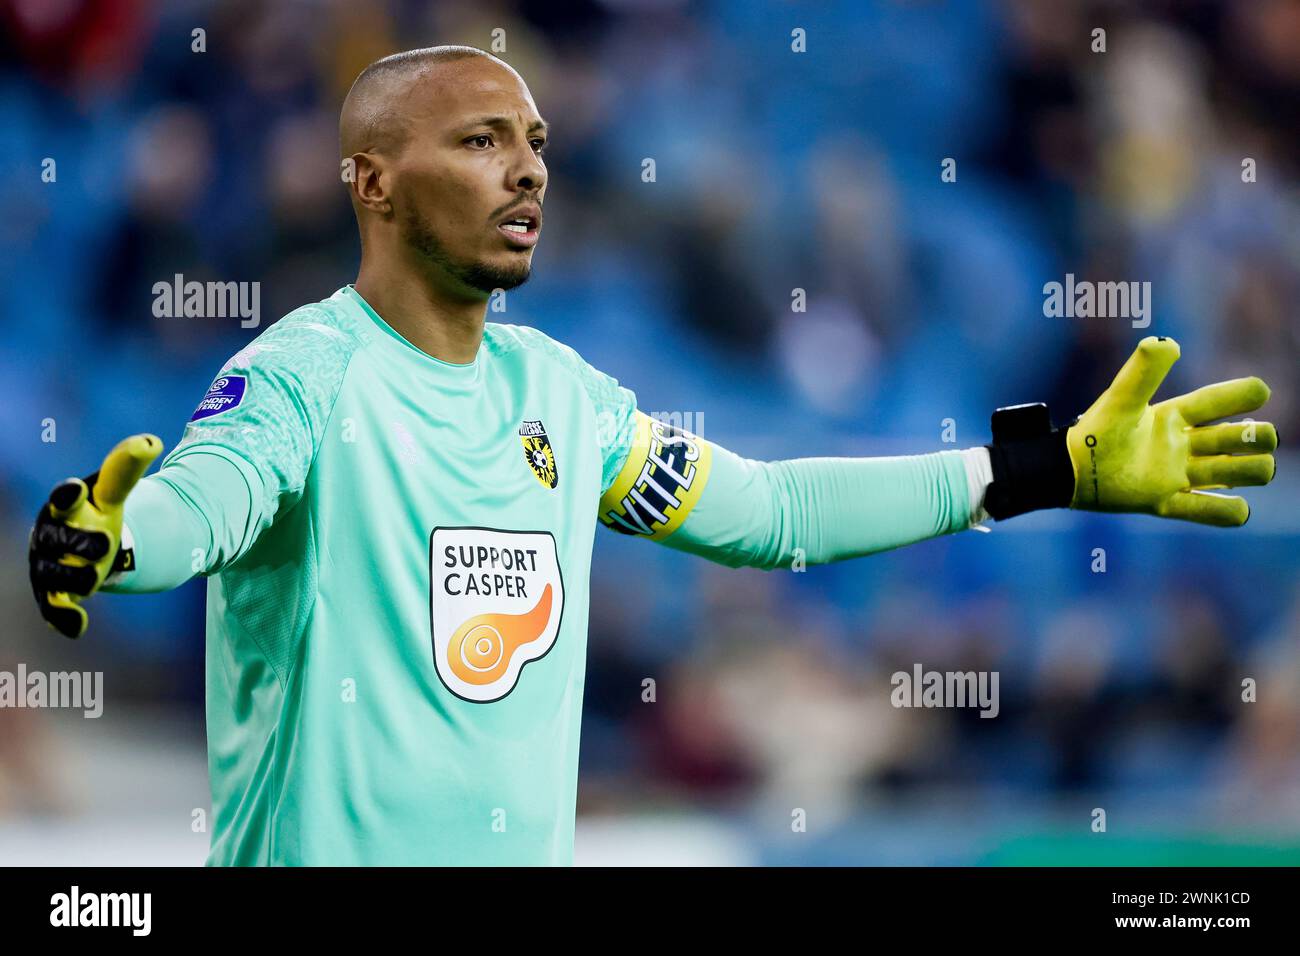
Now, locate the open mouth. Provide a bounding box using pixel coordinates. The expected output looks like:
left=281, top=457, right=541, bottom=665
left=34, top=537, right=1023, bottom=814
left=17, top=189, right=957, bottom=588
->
left=497, top=213, right=540, bottom=248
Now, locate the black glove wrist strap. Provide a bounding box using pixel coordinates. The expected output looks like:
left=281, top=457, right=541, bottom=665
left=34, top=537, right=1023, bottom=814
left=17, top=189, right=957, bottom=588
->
left=982, top=403, right=1076, bottom=521
left=109, top=540, right=134, bottom=575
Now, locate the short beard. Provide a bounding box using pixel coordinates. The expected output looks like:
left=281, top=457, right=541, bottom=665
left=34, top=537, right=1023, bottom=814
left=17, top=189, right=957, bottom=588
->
left=401, top=207, right=532, bottom=294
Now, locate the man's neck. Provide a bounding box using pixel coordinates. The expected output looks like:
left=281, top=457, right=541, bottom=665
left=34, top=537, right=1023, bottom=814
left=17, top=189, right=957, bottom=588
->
left=353, top=258, right=487, bottom=365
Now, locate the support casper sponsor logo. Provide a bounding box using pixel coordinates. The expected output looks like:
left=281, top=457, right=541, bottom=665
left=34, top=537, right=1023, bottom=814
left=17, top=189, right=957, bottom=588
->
left=429, top=528, right=564, bottom=703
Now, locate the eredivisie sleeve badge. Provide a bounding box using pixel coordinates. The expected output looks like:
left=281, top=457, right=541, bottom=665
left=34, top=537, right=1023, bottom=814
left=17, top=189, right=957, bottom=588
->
left=519, top=420, right=558, bottom=489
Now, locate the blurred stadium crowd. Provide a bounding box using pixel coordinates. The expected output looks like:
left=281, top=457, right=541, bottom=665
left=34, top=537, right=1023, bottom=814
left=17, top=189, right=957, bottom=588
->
left=0, top=0, right=1297, bottom=864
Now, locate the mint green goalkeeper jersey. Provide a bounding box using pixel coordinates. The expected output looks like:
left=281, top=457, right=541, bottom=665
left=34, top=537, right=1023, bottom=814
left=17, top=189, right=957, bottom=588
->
left=165, top=286, right=637, bottom=865
left=116, top=285, right=978, bottom=866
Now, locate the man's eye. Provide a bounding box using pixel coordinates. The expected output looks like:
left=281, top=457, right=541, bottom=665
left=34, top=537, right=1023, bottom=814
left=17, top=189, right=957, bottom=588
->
left=531, top=139, right=548, bottom=155
left=467, top=135, right=493, bottom=149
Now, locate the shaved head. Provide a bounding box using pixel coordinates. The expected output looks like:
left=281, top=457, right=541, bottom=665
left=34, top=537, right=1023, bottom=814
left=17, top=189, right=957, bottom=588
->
left=340, top=46, right=548, bottom=299
left=340, top=46, right=505, bottom=160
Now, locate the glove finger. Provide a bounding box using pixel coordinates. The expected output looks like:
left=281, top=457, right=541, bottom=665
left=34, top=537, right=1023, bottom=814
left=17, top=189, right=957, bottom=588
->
left=1188, top=421, right=1278, bottom=455
left=1171, top=377, right=1271, bottom=426
left=93, top=434, right=162, bottom=509
left=1156, top=491, right=1249, bottom=527
left=1187, top=453, right=1276, bottom=489
left=31, top=556, right=100, bottom=596
left=36, top=591, right=88, bottom=639
left=47, top=477, right=89, bottom=518
left=30, top=515, right=111, bottom=560
left=1106, top=336, right=1180, bottom=410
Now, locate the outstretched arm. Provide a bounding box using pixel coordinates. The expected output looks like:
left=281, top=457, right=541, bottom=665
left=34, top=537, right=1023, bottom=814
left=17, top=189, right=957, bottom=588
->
left=29, top=438, right=281, bottom=636
left=28, top=316, right=351, bottom=637
left=599, top=416, right=986, bottom=568
left=598, top=337, right=1277, bottom=569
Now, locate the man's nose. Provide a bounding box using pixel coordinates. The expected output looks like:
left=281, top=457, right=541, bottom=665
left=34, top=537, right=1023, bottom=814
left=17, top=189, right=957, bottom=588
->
left=509, top=146, right=546, bottom=193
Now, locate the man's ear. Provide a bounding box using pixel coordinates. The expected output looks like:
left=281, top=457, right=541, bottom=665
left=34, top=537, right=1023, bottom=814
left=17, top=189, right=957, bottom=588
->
left=349, top=152, right=393, bottom=217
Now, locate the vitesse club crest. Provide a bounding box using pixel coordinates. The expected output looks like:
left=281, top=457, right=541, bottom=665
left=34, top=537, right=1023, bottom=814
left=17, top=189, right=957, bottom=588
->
left=519, top=420, right=558, bottom=489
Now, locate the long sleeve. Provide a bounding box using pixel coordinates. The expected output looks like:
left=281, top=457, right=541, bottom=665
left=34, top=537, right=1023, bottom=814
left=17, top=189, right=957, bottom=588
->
left=665, top=444, right=977, bottom=569
left=599, top=411, right=988, bottom=569
left=103, top=306, right=359, bottom=593
left=102, top=451, right=266, bottom=593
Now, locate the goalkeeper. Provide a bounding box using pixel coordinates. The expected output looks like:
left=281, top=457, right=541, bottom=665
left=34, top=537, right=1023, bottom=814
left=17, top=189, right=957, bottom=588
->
left=27, top=47, right=1278, bottom=865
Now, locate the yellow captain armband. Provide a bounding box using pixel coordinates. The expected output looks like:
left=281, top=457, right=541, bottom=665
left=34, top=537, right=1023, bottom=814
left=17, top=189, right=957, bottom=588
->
left=598, top=410, right=713, bottom=541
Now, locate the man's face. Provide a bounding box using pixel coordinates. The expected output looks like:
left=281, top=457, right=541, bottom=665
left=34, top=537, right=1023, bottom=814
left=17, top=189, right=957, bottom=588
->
left=391, top=57, right=547, bottom=295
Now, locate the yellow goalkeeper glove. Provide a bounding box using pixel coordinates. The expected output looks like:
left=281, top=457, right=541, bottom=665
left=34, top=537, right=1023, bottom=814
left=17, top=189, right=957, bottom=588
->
left=28, top=434, right=163, bottom=638
left=1067, top=336, right=1275, bottom=525
left=984, top=337, right=1277, bottom=525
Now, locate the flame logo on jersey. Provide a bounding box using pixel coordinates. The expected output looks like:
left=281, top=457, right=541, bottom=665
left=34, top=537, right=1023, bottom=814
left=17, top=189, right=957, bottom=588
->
left=519, top=420, right=558, bottom=489
left=430, top=528, right=565, bottom=703
left=447, top=584, right=553, bottom=686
